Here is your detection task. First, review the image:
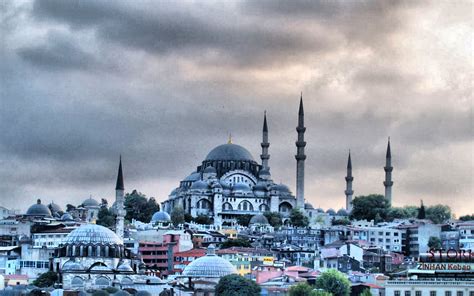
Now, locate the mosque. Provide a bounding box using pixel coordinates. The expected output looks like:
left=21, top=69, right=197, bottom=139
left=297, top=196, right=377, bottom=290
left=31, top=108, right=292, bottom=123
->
left=161, top=97, right=309, bottom=225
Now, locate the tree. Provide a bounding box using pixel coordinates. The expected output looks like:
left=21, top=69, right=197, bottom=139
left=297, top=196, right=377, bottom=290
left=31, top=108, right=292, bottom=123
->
left=171, top=205, right=185, bottom=226
left=221, top=238, right=252, bottom=248
left=417, top=200, right=426, bottom=219
left=332, top=218, right=350, bottom=226
left=97, top=207, right=115, bottom=228
left=350, top=194, right=390, bottom=222
left=428, top=236, right=442, bottom=250
left=426, top=205, right=452, bottom=224
left=184, top=213, right=193, bottom=223
left=289, top=282, right=314, bottom=296
left=459, top=214, right=474, bottom=221
left=101, top=198, right=108, bottom=207
left=264, top=211, right=282, bottom=227
left=290, top=208, right=309, bottom=227
left=194, top=214, right=213, bottom=225
left=66, top=204, right=76, bottom=212
left=387, top=206, right=418, bottom=221
left=315, top=269, right=351, bottom=296
left=236, top=214, right=253, bottom=227
left=360, top=289, right=372, bottom=296
left=124, top=190, right=160, bottom=222
left=215, top=274, right=261, bottom=296
left=32, top=271, right=58, bottom=287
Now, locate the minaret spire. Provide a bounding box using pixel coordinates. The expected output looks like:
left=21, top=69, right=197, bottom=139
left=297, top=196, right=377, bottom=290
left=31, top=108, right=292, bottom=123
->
left=261, top=111, right=270, bottom=171
left=115, top=156, right=126, bottom=240
left=295, top=93, right=306, bottom=209
left=345, top=151, right=354, bottom=211
left=384, top=138, right=393, bottom=205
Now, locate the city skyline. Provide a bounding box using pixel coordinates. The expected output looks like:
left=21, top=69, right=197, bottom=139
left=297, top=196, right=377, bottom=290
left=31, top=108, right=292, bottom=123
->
left=1, top=1, right=472, bottom=216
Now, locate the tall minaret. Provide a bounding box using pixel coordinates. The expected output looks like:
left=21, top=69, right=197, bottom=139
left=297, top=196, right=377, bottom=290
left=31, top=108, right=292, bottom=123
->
left=345, top=151, right=354, bottom=212
left=115, top=156, right=126, bottom=240
left=384, top=138, right=393, bottom=205
left=295, top=94, right=306, bottom=209
left=260, top=111, right=270, bottom=171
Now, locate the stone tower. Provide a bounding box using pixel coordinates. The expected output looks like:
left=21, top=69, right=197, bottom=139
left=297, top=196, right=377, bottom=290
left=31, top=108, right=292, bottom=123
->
left=295, top=94, right=306, bottom=209
left=260, top=111, right=270, bottom=171
left=384, top=138, right=393, bottom=205
left=115, top=156, right=126, bottom=240
left=345, top=151, right=354, bottom=212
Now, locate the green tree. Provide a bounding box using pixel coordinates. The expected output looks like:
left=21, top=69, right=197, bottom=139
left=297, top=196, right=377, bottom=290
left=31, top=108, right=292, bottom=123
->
left=315, top=269, right=351, bottom=296
left=236, top=214, right=253, bottom=227
left=171, top=205, right=185, bottom=226
left=221, top=238, right=252, bottom=248
left=264, top=211, right=283, bottom=228
left=124, top=190, right=160, bottom=222
left=332, top=218, right=350, bottom=226
left=459, top=214, right=474, bottom=221
left=215, top=274, right=261, bottom=296
left=194, top=214, right=213, bottom=225
left=289, top=282, right=314, bottom=296
left=417, top=200, right=426, bottom=219
left=426, top=205, right=451, bottom=224
left=428, top=236, right=442, bottom=249
left=96, top=207, right=115, bottom=228
left=387, top=206, right=418, bottom=221
left=184, top=213, right=193, bottom=223
left=290, top=209, right=309, bottom=227
left=360, top=289, right=372, bottom=296
left=91, top=291, right=109, bottom=296
left=32, top=271, right=58, bottom=287
left=350, top=194, right=390, bottom=222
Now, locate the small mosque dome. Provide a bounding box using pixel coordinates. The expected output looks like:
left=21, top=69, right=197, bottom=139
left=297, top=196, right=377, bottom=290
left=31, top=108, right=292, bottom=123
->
left=117, top=262, right=134, bottom=272
left=203, top=166, right=217, bottom=174
left=184, top=171, right=201, bottom=182
left=64, top=224, right=123, bottom=246
left=136, top=291, right=152, bottom=296
left=82, top=197, right=99, bottom=208
left=326, top=208, right=336, bottom=215
left=249, top=214, right=269, bottom=225
left=337, top=208, right=348, bottom=216
left=232, top=182, right=251, bottom=192
left=316, top=208, right=325, bottom=213
left=48, top=202, right=63, bottom=214
left=182, top=245, right=237, bottom=278
left=151, top=211, right=171, bottom=223
left=205, top=143, right=255, bottom=161
left=60, top=213, right=74, bottom=221
left=253, top=182, right=268, bottom=192
left=305, top=203, right=314, bottom=210
left=191, top=180, right=209, bottom=190
left=26, top=199, right=52, bottom=217
left=272, top=184, right=290, bottom=193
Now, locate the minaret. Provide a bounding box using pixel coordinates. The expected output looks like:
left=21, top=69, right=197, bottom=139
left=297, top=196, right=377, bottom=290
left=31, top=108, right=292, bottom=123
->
left=115, top=156, right=126, bottom=240
left=260, top=111, right=270, bottom=171
left=345, top=151, right=354, bottom=212
left=295, top=94, right=306, bottom=209
left=384, top=138, right=393, bottom=205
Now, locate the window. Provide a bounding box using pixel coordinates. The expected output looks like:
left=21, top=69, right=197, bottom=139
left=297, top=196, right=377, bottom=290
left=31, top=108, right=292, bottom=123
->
left=395, top=291, right=401, bottom=296
left=456, top=292, right=463, bottom=296
left=415, top=291, right=421, bottom=296
left=430, top=292, right=436, bottom=296
left=405, top=292, right=411, bottom=296
left=445, top=292, right=452, bottom=296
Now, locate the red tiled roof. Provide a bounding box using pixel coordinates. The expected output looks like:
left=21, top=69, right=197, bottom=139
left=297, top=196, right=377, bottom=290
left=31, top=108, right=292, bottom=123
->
left=174, top=248, right=206, bottom=257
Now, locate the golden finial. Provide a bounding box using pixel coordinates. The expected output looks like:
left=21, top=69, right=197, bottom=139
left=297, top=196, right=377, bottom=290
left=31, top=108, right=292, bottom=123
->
left=228, top=133, right=233, bottom=144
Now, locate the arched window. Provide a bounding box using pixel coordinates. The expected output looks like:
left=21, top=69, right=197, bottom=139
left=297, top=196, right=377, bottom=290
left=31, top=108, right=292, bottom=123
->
left=71, top=276, right=84, bottom=288
left=279, top=202, right=293, bottom=213
left=259, top=204, right=269, bottom=212
left=222, top=202, right=233, bottom=211
left=238, top=200, right=254, bottom=211
left=95, top=276, right=110, bottom=288
left=197, top=199, right=212, bottom=209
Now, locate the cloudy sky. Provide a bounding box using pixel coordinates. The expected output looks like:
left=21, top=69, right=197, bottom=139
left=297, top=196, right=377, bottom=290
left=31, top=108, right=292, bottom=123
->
left=1, top=0, right=472, bottom=216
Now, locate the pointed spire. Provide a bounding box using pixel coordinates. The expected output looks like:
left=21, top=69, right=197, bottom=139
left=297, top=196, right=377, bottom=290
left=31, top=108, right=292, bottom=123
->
left=386, top=137, right=391, bottom=158
left=115, top=155, right=124, bottom=190
left=298, top=92, right=304, bottom=116
left=228, top=133, right=233, bottom=144
left=347, top=150, right=352, bottom=170
left=263, top=111, right=268, bottom=132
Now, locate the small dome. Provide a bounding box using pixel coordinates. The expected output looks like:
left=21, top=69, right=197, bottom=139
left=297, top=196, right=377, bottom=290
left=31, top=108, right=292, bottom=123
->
left=253, top=182, right=268, bottom=192
left=272, top=184, right=290, bottom=193
left=249, top=214, right=269, bottom=225
left=82, top=197, right=99, bottom=208
left=232, top=182, right=251, bottom=192
left=203, top=166, right=217, bottom=174
left=48, top=202, right=63, bottom=213
left=26, top=199, right=52, bottom=217
left=60, top=213, right=74, bottom=221
left=117, top=262, right=134, bottom=272
left=211, top=181, right=223, bottom=189
left=337, top=208, right=348, bottom=216
left=205, top=143, right=255, bottom=161
left=136, top=291, right=152, bottom=296
left=220, top=181, right=231, bottom=189
left=170, top=188, right=179, bottom=196
left=151, top=211, right=171, bottom=223
left=182, top=245, right=237, bottom=278
left=316, top=208, right=325, bottom=213
left=191, top=180, right=209, bottom=190
left=64, top=224, right=122, bottom=246
left=326, top=208, right=336, bottom=215
left=305, top=203, right=314, bottom=210
left=184, top=172, right=201, bottom=182
left=90, top=264, right=112, bottom=271
left=62, top=260, right=84, bottom=271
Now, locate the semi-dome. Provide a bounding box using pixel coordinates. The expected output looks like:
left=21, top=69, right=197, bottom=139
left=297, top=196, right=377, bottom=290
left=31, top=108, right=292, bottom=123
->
left=151, top=211, right=171, bottom=223
left=337, top=208, right=348, bottom=216
left=63, top=224, right=122, bottom=246
left=253, top=182, right=268, bottom=192
left=249, top=214, right=269, bottom=225
left=60, top=213, right=74, bottom=221
left=232, top=182, right=251, bottom=192
left=182, top=245, right=237, bottom=278
left=26, top=199, right=52, bottom=217
left=326, top=208, right=336, bottom=215
left=184, top=172, right=201, bottom=182
left=205, top=143, right=255, bottom=161
left=82, top=197, right=99, bottom=208
left=62, top=260, right=84, bottom=271
left=191, top=180, right=209, bottom=190
left=48, top=202, right=63, bottom=213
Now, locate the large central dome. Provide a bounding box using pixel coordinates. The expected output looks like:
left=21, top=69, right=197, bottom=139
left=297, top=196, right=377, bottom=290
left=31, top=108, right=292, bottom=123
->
left=205, top=143, right=255, bottom=161
left=63, top=224, right=123, bottom=246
